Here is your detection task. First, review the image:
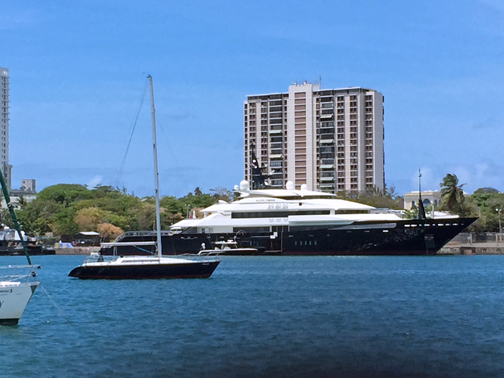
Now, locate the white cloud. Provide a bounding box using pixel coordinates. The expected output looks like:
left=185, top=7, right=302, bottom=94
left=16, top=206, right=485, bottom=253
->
left=87, top=176, right=103, bottom=189
left=443, top=163, right=503, bottom=193
left=408, top=164, right=504, bottom=194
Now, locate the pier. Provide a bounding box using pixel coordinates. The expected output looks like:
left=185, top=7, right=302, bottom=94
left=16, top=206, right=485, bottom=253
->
left=440, top=242, right=504, bottom=255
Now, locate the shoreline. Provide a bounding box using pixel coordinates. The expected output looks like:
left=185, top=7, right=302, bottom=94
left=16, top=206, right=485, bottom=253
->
left=439, top=242, right=504, bottom=255
left=54, top=247, right=101, bottom=255
left=51, top=244, right=504, bottom=256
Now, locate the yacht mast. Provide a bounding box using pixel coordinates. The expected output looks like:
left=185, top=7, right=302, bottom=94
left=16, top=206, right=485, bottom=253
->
left=148, top=75, right=162, bottom=257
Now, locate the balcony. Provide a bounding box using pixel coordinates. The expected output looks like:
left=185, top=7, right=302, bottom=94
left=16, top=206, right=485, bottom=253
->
left=320, top=164, right=335, bottom=169
left=320, top=139, right=334, bottom=145
left=320, top=177, right=335, bottom=182
left=271, top=180, right=284, bottom=187
left=269, top=112, right=283, bottom=119
left=320, top=183, right=335, bottom=189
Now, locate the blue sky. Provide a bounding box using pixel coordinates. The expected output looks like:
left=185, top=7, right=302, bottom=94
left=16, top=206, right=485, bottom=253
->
left=2, top=0, right=504, bottom=197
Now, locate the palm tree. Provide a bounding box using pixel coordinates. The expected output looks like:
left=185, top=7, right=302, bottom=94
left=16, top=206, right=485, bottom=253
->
left=440, top=173, right=466, bottom=213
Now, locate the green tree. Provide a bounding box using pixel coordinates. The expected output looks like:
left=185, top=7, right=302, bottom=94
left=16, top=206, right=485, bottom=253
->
left=134, top=202, right=157, bottom=230
left=11, top=183, right=232, bottom=237
left=462, top=189, right=503, bottom=232
left=16, top=199, right=65, bottom=234
left=48, top=207, right=79, bottom=235
left=37, top=184, right=93, bottom=207
left=355, top=185, right=403, bottom=210
left=97, top=223, right=123, bottom=241
left=73, top=207, right=126, bottom=232
left=439, top=174, right=466, bottom=215
left=211, top=187, right=233, bottom=202
left=160, top=196, right=186, bottom=214
left=404, top=204, right=433, bottom=220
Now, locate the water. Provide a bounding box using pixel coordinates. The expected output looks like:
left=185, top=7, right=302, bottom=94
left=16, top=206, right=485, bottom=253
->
left=1, top=255, right=504, bottom=378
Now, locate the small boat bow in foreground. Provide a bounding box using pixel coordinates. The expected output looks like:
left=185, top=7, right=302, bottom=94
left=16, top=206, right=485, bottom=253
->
left=0, top=265, right=40, bottom=325
left=0, top=166, right=41, bottom=325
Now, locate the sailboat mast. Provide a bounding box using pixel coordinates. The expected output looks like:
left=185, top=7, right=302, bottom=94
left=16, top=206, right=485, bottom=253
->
left=148, top=75, right=162, bottom=257
left=0, top=168, right=31, bottom=265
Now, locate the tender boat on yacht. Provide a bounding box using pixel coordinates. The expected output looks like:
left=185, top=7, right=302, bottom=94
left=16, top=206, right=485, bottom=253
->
left=197, top=240, right=259, bottom=256
left=102, top=180, right=477, bottom=256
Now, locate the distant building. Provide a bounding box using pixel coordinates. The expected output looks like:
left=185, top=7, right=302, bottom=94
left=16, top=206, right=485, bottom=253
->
left=21, top=179, right=36, bottom=192
left=0, top=67, right=12, bottom=189
left=0, top=179, right=37, bottom=210
left=403, top=190, right=441, bottom=210
left=244, top=82, right=384, bottom=193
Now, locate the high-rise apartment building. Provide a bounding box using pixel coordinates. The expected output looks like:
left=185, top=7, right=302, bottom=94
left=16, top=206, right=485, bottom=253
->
left=244, top=82, right=384, bottom=194
left=0, top=68, right=11, bottom=189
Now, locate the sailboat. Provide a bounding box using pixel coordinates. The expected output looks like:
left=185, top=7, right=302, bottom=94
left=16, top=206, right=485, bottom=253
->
left=68, top=75, right=220, bottom=279
left=0, top=169, right=40, bottom=325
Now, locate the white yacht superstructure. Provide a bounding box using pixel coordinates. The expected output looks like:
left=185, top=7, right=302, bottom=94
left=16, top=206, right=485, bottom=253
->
left=104, top=180, right=476, bottom=256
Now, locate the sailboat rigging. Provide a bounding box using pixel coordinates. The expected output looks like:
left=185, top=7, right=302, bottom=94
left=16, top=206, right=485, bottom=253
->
left=68, top=75, right=220, bottom=279
left=0, top=168, right=40, bottom=325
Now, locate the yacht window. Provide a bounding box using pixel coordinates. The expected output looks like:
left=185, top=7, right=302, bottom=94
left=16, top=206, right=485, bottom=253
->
left=334, top=210, right=370, bottom=214
left=232, top=210, right=330, bottom=218
left=232, top=227, right=270, bottom=233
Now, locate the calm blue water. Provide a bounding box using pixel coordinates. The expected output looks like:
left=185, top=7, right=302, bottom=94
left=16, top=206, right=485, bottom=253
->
left=1, top=255, right=504, bottom=378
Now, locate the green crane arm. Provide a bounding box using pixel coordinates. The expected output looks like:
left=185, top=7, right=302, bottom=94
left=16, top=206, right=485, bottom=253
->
left=0, top=169, right=31, bottom=265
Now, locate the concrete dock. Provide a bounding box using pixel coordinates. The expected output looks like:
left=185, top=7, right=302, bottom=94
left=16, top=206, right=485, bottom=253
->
left=440, top=242, right=504, bottom=255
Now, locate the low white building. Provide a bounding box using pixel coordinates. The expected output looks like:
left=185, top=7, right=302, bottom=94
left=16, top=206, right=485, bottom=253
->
left=0, top=179, right=37, bottom=210
left=403, top=190, right=442, bottom=210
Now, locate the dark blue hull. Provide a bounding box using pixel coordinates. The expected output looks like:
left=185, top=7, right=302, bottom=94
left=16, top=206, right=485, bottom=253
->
left=101, top=218, right=477, bottom=256
left=68, top=260, right=220, bottom=279
left=0, top=318, right=20, bottom=326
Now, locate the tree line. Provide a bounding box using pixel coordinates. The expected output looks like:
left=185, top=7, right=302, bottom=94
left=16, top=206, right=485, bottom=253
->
left=1, top=174, right=501, bottom=239
left=1, top=184, right=233, bottom=240
left=402, top=173, right=504, bottom=233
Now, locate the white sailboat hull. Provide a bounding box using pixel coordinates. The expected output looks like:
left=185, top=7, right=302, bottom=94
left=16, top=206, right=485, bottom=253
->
left=0, top=281, right=39, bottom=326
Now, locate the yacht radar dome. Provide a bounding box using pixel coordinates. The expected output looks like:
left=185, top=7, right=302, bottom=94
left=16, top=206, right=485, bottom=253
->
left=240, top=180, right=250, bottom=191
left=286, top=181, right=295, bottom=190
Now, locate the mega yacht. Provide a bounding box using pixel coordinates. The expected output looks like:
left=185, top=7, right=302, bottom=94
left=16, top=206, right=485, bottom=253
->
left=102, top=180, right=476, bottom=256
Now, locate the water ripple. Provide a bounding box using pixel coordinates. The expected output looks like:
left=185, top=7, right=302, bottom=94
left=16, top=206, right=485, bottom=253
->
left=1, top=255, right=504, bottom=377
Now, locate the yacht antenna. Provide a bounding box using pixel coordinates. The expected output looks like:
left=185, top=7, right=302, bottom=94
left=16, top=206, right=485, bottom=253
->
left=418, top=169, right=426, bottom=220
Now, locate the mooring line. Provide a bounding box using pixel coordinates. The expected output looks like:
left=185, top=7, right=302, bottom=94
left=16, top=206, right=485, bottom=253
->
left=39, top=284, right=73, bottom=325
